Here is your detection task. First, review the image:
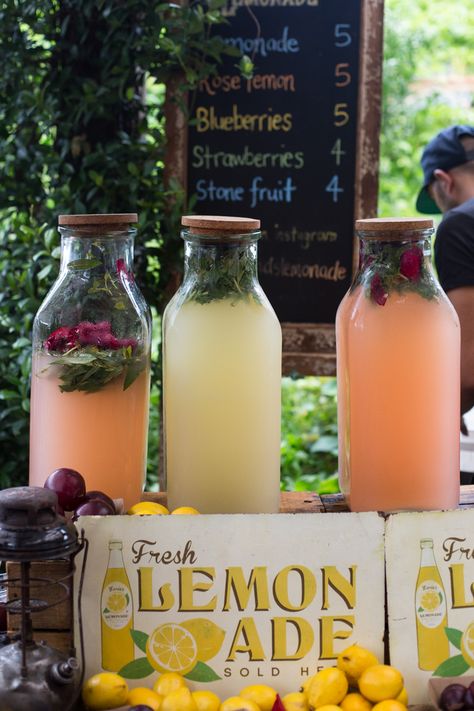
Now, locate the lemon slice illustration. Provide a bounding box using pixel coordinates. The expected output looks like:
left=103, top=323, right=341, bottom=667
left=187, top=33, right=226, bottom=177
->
left=461, top=621, right=474, bottom=666
left=146, top=623, right=198, bottom=675
left=106, top=592, right=127, bottom=612
left=420, top=590, right=441, bottom=611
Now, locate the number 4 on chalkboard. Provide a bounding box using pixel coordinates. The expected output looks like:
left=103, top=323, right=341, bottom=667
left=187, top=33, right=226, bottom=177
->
left=331, top=139, right=346, bottom=166
left=325, top=175, right=344, bottom=203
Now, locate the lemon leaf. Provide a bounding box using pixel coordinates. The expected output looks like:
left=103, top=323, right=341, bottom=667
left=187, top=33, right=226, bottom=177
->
left=433, top=654, right=470, bottom=677
left=118, top=656, right=154, bottom=679
left=130, top=628, right=149, bottom=654
left=184, top=661, right=221, bottom=682
left=444, top=627, right=462, bottom=650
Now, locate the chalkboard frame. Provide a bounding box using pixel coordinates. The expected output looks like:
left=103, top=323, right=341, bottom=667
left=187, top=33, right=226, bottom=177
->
left=164, top=0, right=385, bottom=377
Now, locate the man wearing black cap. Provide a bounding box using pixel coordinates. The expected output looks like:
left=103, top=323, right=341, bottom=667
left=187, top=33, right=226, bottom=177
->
left=417, top=125, right=474, bottom=481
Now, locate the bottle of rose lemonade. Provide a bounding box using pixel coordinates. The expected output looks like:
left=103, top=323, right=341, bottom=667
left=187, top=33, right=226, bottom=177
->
left=336, top=218, right=460, bottom=512
left=163, top=215, right=282, bottom=513
left=29, top=214, right=151, bottom=510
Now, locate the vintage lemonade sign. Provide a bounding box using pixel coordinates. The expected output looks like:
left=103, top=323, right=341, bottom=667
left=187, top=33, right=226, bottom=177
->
left=76, top=513, right=385, bottom=695
left=386, top=510, right=474, bottom=704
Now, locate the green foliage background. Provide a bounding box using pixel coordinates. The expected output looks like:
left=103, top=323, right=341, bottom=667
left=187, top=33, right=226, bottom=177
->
left=0, top=0, right=473, bottom=492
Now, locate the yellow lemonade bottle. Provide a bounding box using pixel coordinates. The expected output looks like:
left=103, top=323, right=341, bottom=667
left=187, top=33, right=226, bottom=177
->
left=101, top=539, right=134, bottom=671
left=415, top=538, right=450, bottom=670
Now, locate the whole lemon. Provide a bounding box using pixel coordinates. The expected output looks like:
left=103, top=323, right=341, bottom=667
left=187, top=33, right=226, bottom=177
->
left=181, top=618, right=226, bottom=662
left=358, top=666, right=403, bottom=703
left=192, top=689, right=221, bottom=711
left=127, top=501, right=169, bottom=515
left=161, top=687, right=198, bottom=711
left=395, top=688, right=408, bottom=705
left=316, top=706, right=344, bottom=711
left=282, top=691, right=310, bottom=710
left=337, top=645, right=379, bottom=686
left=341, top=692, right=373, bottom=711
left=172, top=506, right=200, bottom=515
left=82, top=672, right=128, bottom=710
left=307, top=668, right=349, bottom=709
left=127, top=686, right=163, bottom=711
left=461, top=621, right=474, bottom=667
left=372, top=701, right=407, bottom=711
left=240, top=683, right=277, bottom=711
left=220, top=697, right=260, bottom=711
left=153, top=671, right=187, bottom=697
left=301, top=674, right=317, bottom=694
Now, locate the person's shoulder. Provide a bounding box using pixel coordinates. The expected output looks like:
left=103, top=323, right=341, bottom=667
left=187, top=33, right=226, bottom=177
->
left=442, top=198, right=474, bottom=225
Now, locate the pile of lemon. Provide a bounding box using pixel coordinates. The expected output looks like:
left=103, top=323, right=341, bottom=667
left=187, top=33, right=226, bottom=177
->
left=82, top=643, right=408, bottom=711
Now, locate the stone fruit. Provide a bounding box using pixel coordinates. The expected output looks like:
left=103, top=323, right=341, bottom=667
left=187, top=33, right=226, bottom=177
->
left=44, top=467, right=85, bottom=510
left=73, top=498, right=115, bottom=519
left=439, top=684, right=467, bottom=711
left=358, top=665, right=404, bottom=703
left=307, top=667, right=349, bottom=709
left=240, top=683, right=277, bottom=711
left=79, top=490, right=116, bottom=512
left=337, top=644, right=379, bottom=686
left=81, top=671, right=128, bottom=710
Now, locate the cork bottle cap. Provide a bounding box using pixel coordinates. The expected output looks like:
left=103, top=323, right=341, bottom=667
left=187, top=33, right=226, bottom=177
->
left=356, top=217, right=433, bottom=231
left=182, top=215, right=260, bottom=236
left=58, top=213, right=138, bottom=226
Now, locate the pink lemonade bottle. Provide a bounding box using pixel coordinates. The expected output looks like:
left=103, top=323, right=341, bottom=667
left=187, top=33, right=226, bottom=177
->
left=29, top=214, right=151, bottom=510
left=336, top=217, right=460, bottom=512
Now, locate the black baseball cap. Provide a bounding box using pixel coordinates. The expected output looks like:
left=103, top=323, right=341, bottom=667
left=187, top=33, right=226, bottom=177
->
left=416, top=125, right=474, bottom=214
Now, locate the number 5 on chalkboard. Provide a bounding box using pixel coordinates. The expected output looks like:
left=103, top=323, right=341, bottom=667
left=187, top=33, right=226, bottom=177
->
left=334, top=103, right=350, bottom=127
left=335, top=63, right=351, bottom=87
left=325, top=175, right=344, bottom=203
left=334, top=24, right=352, bottom=47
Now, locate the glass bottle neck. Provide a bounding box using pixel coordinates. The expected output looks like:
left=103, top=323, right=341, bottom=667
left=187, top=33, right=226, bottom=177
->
left=182, top=238, right=260, bottom=298
left=419, top=544, right=436, bottom=567
left=59, top=232, right=135, bottom=274
left=107, top=546, right=125, bottom=568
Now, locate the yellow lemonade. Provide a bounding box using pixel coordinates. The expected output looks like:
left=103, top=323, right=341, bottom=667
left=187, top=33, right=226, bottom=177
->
left=337, top=285, right=460, bottom=512
left=415, top=538, right=450, bottom=670
left=101, top=540, right=134, bottom=671
left=29, top=354, right=150, bottom=510
left=163, top=296, right=281, bottom=513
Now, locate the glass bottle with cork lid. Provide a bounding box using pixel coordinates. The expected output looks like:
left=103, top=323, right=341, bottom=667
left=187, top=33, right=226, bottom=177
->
left=29, top=213, right=151, bottom=510
left=163, top=215, right=282, bottom=514
left=336, top=217, right=460, bottom=512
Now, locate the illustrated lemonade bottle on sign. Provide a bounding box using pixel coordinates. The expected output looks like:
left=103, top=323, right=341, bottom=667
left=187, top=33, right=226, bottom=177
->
left=101, top=539, right=134, bottom=671
left=415, top=538, right=450, bottom=670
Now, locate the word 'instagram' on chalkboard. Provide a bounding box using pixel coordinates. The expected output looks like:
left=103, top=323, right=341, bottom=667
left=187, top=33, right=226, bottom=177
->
left=187, top=0, right=382, bottom=326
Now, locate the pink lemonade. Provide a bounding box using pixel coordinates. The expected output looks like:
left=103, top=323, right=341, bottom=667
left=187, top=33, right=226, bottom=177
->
left=29, top=354, right=150, bottom=510
left=337, top=285, right=460, bottom=512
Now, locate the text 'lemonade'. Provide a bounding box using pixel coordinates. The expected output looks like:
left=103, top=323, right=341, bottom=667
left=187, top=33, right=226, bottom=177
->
left=29, top=214, right=151, bottom=510
left=163, top=215, right=281, bottom=514
left=336, top=218, right=460, bottom=512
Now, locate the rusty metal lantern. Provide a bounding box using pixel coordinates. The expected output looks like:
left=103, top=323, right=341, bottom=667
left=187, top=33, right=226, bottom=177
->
left=0, top=486, right=87, bottom=711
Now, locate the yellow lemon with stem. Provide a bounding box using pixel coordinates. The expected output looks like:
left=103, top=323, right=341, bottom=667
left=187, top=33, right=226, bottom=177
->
left=192, top=689, right=221, bottom=711
left=220, top=697, right=260, bottom=711
left=240, top=684, right=277, bottom=711
left=358, top=665, right=404, bottom=703
left=127, top=686, right=163, bottom=710
left=461, top=621, right=474, bottom=666
left=282, top=691, right=310, bottom=710
left=161, top=687, right=198, bottom=711
left=337, top=644, right=379, bottom=686
left=127, top=501, right=169, bottom=515
left=82, top=672, right=128, bottom=710
left=341, top=692, right=373, bottom=711
left=316, top=706, right=344, bottom=711
left=153, top=671, right=187, bottom=697
left=172, top=506, right=200, bottom=515
left=146, top=622, right=198, bottom=675
left=307, top=668, right=349, bottom=709
left=181, top=618, right=226, bottom=662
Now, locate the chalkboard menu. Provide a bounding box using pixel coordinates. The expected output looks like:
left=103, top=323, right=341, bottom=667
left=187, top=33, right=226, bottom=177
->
left=186, top=0, right=382, bottom=329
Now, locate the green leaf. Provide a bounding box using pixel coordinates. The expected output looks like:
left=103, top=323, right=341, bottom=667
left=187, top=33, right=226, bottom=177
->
left=444, top=627, right=463, bottom=650
left=184, top=661, right=221, bottom=682
left=130, top=629, right=149, bottom=654
left=433, top=654, right=470, bottom=677
left=118, top=656, right=154, bottom=679
left=67, top=258, right=101, bottom=270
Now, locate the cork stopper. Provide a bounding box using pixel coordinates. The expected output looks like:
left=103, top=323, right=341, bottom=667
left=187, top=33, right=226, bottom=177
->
left=181, top=215, right=260, bottom=236
left=356, top=217, right=434, bottom=241
left=58, top=214, right=138, bottom=226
